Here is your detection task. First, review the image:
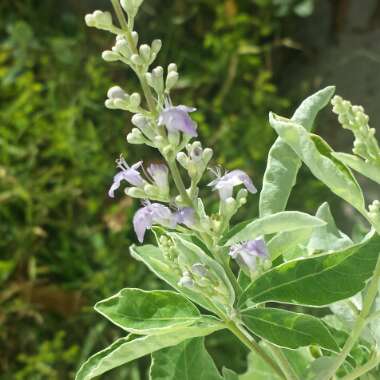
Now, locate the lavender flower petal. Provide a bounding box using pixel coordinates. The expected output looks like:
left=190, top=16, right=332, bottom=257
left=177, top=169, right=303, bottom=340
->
left=108, top=158, right=144, bottom=198
left=133, top=202, right=177, bottom=242
left=147, top=163, right=169, bottom=190
left=229, top=238, right=268, bottom=274
left=174, top=207, right=195, bottom=228
left=158, top=105, right=197, bottom=137
left=208, top=168, right=257, bottom=200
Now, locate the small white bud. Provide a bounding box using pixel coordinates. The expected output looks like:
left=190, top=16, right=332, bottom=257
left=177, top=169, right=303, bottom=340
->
left=107, top=86, right=127, bottom=100
left=131, top=54, right=143, bottom=66
left=225, top=197, right=237, bottom=215
left=84, top=14, right=96, bottom=27
left=102, top=50, right=120, bottom=62
left=131, top=31, right=139, bottom=46
left=129, top=93, right=141, bottom=108
left=202, top=148, right=213, bottom=164
left=132, top=114, right=148, bottom=129
left=191, top=263, right=208, bottom=277
left=127, top=128, right=145, bottom=144
left=145, top=72, right=153, bottom=86
left=105, top=99, right=116, bottom=109
left=166, top=71, right=179, bottom=91
left=176, top=152, right=189, bottom=168
left=168, top=63, right=177, bottom=73
left=151, top=39, right=162, bottom=54
left=114, top=39, right=132, bottom=58
left=152, top=66, right=164, bottom=78
left=139, top=44, right=151, bottom=62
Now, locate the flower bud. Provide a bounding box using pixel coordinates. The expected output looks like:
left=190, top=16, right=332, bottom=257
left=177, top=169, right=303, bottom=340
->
left=107, top=86, right=127, bottom=100
left=132, top=114, right=148, bottom=129
left=144, top=184, right=156, bottom=196
left=85, top=10, right=113, bottom=30
left=139, top=44, right=151, bottom=62
left=131, top=31, right=139, bottom=46
left=151, top=39, right=162, bottom=54
left=131, top=54, right=143, bottom=66
left=168, top=63, right=177, bottom=73
left=102, top=50, right=120, bottom=62
left=120, top=0, right=144, bottom=19
left=191, top=263, right=208, bottom=277
left=152, top=66, right=164, bottom=92
left=166, top=71, right=179, bottom=91
left=178, top=271, right=194, bottom=288
left=202, top=148, right=213, bottom=164
left=176, top=152, right=189, bottom=169
left=129, top=93, right=141, bottom=108
left=127, top=128, right=145, bottom=144
left=114, top=39, right=132, bottom=58
left=224, top=197, right=237, bottom=215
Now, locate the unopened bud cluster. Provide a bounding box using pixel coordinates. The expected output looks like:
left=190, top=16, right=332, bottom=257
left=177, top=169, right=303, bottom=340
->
left=85, top=0, right=268, bottom=293
left=332, top=96, right=380, bottom=164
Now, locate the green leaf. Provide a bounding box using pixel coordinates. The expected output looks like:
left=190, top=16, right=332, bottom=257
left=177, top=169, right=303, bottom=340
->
left=268, top=228, right=313, bottom=261
left=242, top=307, right=338, bottom=351
left=75, top=318, right=224, bottom=380
left=150, top=337, right=223, bottom=380
left=259, top=86, right=335, bottom=217
left=226, top=211, right=326, bottom=246
left=332, top=152, right=380, bottom=185
left=95, top=288, right=201, bottom=335
left=240, top=351, right=282, bottom=380
left=239, top=231, right=380, bottom=307
left=307, top=202, right=352, bottom=254
left=222, top=367, right=239, bottom=380
left=269, top=113, right=365, bottom=212
left=130, top=244, right=215, bottom=313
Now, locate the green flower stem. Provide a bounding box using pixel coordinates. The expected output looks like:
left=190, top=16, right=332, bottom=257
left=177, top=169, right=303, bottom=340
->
left=340, top=353, right=380, bottom=380
left=322, top=251, right=380, bottom=380
left=226, top=321, right=286, bottom=380
left=166, top=158, right=194, bottom=207
left=266, top=343, right=300, bottom=380
left=110, top=0, right=157, bottom=115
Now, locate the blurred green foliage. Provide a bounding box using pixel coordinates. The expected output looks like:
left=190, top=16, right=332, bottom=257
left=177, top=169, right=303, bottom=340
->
left=0, top=0, right=325, bottom=378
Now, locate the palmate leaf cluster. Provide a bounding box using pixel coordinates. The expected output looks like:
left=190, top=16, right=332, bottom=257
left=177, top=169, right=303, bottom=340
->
left=78, top=1, right=380, bottom=379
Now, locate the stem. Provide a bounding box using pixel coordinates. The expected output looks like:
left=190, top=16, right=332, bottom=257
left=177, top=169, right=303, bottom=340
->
left=322, top=253, right=380, bottom=380
left=166, top=159, right=194, bottom=207
left=227, top=321, right=286, bottom=380
left=266, top=343, right=300, bottom=380
left=340, top=353, right=380, bottom=380
left=110, top=0, right=157, bottom=115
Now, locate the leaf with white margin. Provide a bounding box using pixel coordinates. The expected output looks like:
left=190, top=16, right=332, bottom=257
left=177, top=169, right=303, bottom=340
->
left=307, top=202, right=352, bottom=254
left=269, top=113, right=365, bottom=213
left=239, top=231, right=380, bottom=307
left=95, top=288, right=201, bottom=335
left=259, top=86, right=335, bottom=217
left=75, top=317, right=224, bottom=380
left=150, top=337, right=223, bottom=380
left=225, top=211, right=325, bottom=246
left=333, top=152, right=380, bottom=185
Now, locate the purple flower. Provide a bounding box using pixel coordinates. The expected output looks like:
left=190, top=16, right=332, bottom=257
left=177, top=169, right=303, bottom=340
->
left=208, top=168, right=257, bottom=200
left=229, top=238, right=268, bottom=274
left=174, top=207, right=195, bottom=228
left=108, top=157, right=144, bottom=198
left=147, top=163, right=169, bottom=190
left=158, top=105, right=197, bottom=137
left=133, top=201, right=176, bottom=242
